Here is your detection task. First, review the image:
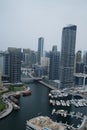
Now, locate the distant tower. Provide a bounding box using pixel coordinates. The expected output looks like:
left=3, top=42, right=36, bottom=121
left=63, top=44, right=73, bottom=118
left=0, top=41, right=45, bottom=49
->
left=75, top=50, right=82, bottom=63
left=38, top=37, right=44, bottom=65
left=49, top=45, right=60, bottom=80
left=23, top=48, right=31, bottom=67
left=52, top=45, right=57, bottom=52
left=31, top=51, right=37, bottom=67
left=83, top=51, right=87, bottom=66
left=60, top=25, right=77, bottom=88
left=83, top=51, right=87, bottom=74
left=74, top=50, right=82, bottom=73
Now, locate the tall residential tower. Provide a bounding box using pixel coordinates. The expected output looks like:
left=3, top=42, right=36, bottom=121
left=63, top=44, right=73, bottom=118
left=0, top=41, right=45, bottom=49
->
left=38, top=37, right=44, bottom=65
left=49, top=45, right=60, bottom=80
left=60, top=25, right=77, bottom=88
left=8, top=47, right=21, bottom=83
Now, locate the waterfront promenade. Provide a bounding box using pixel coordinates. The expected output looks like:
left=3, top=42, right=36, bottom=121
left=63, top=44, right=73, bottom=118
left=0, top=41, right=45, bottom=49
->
left=0, top=99, right=13, bottom=119
left=0, top=79, right=57, bottom=120
left=0, top=89, right=26, bottom=119
left=0, top=85, right=32, bottom=120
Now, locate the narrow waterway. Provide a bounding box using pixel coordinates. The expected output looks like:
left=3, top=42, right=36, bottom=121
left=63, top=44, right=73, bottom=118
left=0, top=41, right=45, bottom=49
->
left=0, top=82, right=87, bottom=130
left=0, top=83, right=51, bottom=130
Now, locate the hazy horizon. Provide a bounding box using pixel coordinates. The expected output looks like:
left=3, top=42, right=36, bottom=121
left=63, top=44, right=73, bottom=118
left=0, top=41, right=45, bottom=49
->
left=0, top=0, right=87, bottom=52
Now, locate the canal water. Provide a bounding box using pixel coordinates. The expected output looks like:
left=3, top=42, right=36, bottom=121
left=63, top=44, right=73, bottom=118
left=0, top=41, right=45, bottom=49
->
left=0, top=82, right=87, bottom=130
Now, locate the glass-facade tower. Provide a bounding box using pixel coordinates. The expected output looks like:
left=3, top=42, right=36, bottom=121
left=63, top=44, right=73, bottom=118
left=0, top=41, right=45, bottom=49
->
left=60, top=25, right=77, bottom=88
left=49, top=46, right=60, bottom=80
left=8, top=47, right=21, bottom=83
left=38, top=37, right=44, bottom=65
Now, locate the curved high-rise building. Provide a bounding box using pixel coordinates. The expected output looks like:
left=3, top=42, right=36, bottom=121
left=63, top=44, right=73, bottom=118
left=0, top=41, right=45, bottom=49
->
left=60, top=25, right=77, bottom=88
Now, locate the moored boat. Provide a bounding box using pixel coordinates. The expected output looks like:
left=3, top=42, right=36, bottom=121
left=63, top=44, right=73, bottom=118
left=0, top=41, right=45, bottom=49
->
left=22, top=90, right=32, bottom=96
left=9, top=96, right=18, bottom=103
left=13, top=92, right=21, bottom=98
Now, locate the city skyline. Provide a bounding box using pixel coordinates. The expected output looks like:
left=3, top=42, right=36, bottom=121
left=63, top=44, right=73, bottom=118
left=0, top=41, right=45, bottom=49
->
left=0, top=0, right=87, bottom=52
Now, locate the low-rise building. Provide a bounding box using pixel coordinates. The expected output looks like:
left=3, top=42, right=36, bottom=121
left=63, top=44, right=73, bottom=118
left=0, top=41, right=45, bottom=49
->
left=26, top=116, right=66, bottom=130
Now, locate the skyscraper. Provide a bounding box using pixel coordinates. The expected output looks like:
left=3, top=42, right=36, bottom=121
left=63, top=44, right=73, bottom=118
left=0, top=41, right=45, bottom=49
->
left=30, top=51, right=37, bottom=67
left=83, top=51, right=87, bottom=66
left=74, top=50, right=82, bottom=73
left=0, top=71, right=3, bottom=87
left=8, top=47, right=21, bottom=83
left=49, top=45, right=60, bottom=80
left=60, top=25, right=77, bottom=88
left=38, top=37, right=44, bottom=65
left=83, top=51, right=87, bottom=74
left=22, top=48, right=31, bottom=67
left=4, top=51, right=10, bottom=77
left=75, top=50, right=82, bottom=63
left=0, top=52, right=4, bottom=75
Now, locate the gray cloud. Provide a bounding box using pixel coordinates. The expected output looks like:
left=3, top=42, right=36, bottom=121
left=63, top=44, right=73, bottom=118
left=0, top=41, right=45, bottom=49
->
left=0, top=0, right=87, bottom=52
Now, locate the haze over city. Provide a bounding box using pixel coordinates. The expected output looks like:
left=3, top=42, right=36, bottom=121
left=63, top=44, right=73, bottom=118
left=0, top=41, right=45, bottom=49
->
left=0, top=0, right=87, bottom=51
left=1, top=1, right=87, bottom=129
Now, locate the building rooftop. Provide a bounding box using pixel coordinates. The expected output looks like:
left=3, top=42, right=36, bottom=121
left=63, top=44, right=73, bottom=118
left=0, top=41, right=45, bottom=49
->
left=63, top=24, right=77, bottom=30
left=26, top=116, right=65, bottom=130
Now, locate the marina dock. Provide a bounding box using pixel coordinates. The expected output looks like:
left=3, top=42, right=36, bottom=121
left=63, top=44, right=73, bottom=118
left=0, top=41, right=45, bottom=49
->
left=51, top=109, right=87, bottom=130
left=49, top=98, right=87, bottom=107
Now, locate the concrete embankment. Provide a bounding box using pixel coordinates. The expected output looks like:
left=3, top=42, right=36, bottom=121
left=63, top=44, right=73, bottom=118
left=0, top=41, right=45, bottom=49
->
left=39, top=81, right=57, bottom=90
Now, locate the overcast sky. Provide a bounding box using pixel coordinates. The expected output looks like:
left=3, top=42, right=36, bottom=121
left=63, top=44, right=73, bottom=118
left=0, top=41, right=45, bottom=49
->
left=0, top=0, right=87, bottom=52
